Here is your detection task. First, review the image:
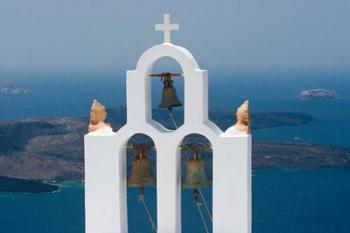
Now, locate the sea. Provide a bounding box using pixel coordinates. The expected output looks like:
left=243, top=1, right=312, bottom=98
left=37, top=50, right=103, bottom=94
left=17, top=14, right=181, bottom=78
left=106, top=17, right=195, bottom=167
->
left=0, top=70, right=349, bottom=233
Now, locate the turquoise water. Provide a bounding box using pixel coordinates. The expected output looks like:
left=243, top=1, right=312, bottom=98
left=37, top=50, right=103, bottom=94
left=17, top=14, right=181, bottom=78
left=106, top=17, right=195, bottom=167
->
left=0, top=183, right=84, bottom=233
left=0, top=169, right=349, bottom=233
left=0, top=71, right=349, bottom=232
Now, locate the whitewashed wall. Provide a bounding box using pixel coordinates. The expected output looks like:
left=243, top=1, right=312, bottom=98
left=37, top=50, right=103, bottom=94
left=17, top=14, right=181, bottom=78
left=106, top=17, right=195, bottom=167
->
left=84, top=42, right=251, bottom=233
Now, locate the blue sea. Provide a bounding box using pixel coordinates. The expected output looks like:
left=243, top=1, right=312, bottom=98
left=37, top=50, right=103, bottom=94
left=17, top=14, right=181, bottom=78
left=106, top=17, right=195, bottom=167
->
left=0, top=70, right=349, bottom=233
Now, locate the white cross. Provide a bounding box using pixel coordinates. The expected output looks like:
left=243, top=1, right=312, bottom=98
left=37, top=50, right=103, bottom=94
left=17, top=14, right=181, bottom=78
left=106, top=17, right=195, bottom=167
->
left=155, top=14, right=179, bottom=43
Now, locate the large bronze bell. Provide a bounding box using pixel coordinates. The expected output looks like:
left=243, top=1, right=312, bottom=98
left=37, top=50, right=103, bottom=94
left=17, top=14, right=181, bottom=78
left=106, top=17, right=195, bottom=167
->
left=183, top=159, right=210, bottom=189
left=128, top=150, right=156, bottom=188
left=158, top=75, right=182, bottom=109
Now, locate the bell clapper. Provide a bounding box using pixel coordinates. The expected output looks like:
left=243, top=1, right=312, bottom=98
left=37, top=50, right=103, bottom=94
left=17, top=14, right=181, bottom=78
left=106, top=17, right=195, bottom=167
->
left=137, top=187, right=145, bottom=201
left=193, top=151, right=198, bottom=160
left=137, top=149, right=143, bottom=159
left=192, top=189, right=202, bottom=206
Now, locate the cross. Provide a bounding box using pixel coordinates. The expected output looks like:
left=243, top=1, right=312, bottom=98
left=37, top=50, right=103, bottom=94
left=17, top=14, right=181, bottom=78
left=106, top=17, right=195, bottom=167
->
left=155, top=14, right=179, bottom=43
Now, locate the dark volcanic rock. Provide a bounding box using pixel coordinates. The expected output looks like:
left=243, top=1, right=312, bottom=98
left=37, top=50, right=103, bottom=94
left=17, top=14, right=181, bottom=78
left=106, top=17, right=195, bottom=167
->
left=0, top=176, right=58, bottom=193
left=0, top=120, right=68, bottom=153
left=0, top=153, right=84, bottom=181
left=252, top=141, right=350, bottom=169
left=0, top=109, right=346, bottom=182
left=0, top=117, right=86, bottom=181
left=212, top=111, right=313, bottom=131
left=108, top=108, right=314, bottom=131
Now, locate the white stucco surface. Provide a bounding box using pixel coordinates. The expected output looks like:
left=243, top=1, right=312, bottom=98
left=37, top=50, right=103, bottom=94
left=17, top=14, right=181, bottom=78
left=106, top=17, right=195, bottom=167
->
left=84, top=14, right=251, bottom=233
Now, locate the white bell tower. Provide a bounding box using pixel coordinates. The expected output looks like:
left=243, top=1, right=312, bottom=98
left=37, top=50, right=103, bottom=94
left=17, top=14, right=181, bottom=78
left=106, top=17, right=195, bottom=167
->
left=84, top=14, right=251, bottom=233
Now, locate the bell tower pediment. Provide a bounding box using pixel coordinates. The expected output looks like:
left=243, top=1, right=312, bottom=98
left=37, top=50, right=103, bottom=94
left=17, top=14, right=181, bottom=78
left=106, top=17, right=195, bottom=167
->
left=84, top=14, right=252, bottom=233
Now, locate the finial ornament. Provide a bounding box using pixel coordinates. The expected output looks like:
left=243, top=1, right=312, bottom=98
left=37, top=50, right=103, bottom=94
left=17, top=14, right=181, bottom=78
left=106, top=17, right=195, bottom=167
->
left=155, top=14, right=179, bottom=43
left=88, top=99, right=113, bottom=134
left=225, top=100, right=251, bottom=134
left=234, top=100, right=250, bottom=133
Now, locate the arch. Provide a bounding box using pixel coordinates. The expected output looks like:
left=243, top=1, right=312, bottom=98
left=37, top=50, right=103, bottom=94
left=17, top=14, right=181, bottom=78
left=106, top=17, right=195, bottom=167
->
left=126, top=43, right=209, bottom=127
left=125, top=133, right=158, bottom=233
left=179, top=133, right=213, bottom=233
left=135, top=43, right=200, bottom=76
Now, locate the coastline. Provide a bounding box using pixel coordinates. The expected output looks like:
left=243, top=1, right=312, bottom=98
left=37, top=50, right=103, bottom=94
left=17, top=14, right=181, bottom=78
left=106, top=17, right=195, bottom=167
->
left=0, top=178, right=84, bottom=194
left=1, top=167, right=350, bottom=195
left=0, top=176, right=59, bottom=193
left=3, top=167, right=350, bottom=193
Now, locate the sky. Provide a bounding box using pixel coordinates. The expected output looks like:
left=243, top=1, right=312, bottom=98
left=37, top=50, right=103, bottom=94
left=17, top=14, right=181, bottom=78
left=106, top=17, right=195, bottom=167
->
left=0, top=0, right=349, bottom=75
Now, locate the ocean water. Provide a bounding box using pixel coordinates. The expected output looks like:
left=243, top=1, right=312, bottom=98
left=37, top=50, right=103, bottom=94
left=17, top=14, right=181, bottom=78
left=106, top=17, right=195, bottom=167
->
left=0, top=169, right=349, bottom=233
left=0, top=71, right=349, bottom=232
left=1, top=70, right=349, bottom=146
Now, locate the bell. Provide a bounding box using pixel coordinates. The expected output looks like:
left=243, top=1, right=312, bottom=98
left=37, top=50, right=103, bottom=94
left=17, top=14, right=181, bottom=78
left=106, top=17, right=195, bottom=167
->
left=128, top=151, right=156, bottom=188
left=158, top=77, right=182, bottom=109
left=183, top=159, right=210, bottom=189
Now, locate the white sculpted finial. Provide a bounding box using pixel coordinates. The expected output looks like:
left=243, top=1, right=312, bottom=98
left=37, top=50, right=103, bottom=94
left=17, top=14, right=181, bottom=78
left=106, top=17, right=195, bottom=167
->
left=88, top=99, right=113, bottom=134
left=224, top=100, right=251, bottom=135
left=155, top=14, right=179, bottom=43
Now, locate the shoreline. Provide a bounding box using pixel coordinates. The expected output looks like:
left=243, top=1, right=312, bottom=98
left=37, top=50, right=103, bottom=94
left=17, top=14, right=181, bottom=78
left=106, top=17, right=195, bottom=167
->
left=2, top=168, right=350, bottom=194
left=0, top=176, right=59, bottom=194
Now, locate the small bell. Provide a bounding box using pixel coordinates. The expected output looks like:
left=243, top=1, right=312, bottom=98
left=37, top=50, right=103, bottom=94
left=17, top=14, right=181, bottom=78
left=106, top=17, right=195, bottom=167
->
left=183, top=158, right=210, bottom=189
left=128, top=149, right=156, bottom=188
left=158, top=74, right=182, bottom=109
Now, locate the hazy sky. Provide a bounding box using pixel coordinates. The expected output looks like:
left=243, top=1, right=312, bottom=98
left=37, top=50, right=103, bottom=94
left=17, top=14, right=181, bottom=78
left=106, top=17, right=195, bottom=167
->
left=0, top=0, right=349, bottom=74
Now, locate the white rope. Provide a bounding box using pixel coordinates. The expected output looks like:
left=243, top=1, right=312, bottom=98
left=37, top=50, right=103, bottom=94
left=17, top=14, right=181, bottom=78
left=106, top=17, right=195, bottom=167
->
left=199, top=188, right=212, bottom=222
left=194, top=194, right=210, bottom=233
left=168, top=109, right=179, bottom=129
left=138, top=190, right=157, bottom=232
left=141, top=198, right=157, bottom=232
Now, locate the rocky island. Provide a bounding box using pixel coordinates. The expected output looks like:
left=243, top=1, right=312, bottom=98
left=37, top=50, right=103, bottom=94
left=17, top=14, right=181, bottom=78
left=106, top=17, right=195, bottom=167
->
left=0, top=108, right=349, bottom=192
left=0, top=176, right=58, bottom=193
left=0, top=80, right=31, bottom=95
left=299, top=88, right=341, bottom=100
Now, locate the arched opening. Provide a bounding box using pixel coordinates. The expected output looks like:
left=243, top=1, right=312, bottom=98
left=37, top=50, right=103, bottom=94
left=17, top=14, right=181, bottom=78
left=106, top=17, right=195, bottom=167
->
left=180, top=134, right=213, bottom=233
left=126, top=134, right=157, bottom=232
left=150, top=57, right=184, bottom=130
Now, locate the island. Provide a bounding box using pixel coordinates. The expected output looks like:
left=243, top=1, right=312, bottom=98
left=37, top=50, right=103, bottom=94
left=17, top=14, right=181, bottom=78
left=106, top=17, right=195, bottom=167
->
left=0, top=176, right=59, bottom=193
left=0, top=80, right=31, bottom=95
left=299, top=88, right=341, bottom=100
left=0, top=108, right=349, bottom=192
